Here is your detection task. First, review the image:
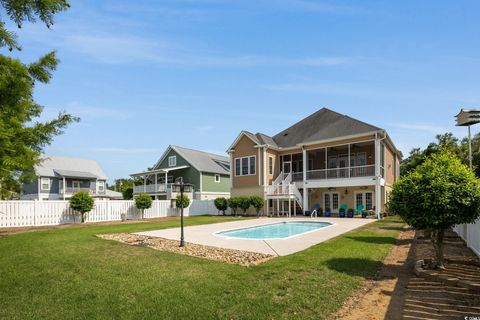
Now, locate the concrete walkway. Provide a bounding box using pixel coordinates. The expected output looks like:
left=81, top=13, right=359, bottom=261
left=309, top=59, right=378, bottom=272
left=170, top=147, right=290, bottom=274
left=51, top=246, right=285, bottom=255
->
left=135, top=217, right=375, bottom=256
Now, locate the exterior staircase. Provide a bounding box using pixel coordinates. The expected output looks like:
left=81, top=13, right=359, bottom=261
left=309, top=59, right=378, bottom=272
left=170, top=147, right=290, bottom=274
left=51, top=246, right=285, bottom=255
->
left=265, top=172, right=303, bottom=216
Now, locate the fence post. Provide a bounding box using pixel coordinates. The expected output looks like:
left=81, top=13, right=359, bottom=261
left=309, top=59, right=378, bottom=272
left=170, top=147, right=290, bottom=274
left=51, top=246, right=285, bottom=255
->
left=33, top=200, right=37, bottom=226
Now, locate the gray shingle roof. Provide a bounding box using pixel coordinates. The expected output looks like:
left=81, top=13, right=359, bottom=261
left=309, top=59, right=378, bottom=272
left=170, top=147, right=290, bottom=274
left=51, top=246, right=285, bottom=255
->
left=272, top=108, right=381, bottom=148
left=170, top=146, right=230, bottom=175
left=36, top=156, right=108, bottom=180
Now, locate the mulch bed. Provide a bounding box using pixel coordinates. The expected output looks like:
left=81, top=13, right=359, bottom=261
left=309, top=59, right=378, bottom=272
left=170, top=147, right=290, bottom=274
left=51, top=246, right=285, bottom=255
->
left=98, top=233, right=274, bottom=266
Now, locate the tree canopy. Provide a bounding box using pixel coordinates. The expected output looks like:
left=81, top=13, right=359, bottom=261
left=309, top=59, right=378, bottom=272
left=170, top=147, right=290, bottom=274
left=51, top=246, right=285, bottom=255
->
left=69, top=191, right=94, bottom=223
left=0, top=1, right=77, bottom=198
left=389, top=150, right=480, bottom=268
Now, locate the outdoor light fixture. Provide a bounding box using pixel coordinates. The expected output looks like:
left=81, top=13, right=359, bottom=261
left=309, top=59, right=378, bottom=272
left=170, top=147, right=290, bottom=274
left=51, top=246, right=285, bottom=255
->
left=172, top=177, right=193, bottom=247
left=455, top=109, right=480, bottom=169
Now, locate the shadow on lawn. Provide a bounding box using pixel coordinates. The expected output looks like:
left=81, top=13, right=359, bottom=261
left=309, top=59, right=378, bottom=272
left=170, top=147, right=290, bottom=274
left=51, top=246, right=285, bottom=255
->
left=345, top=236, right=400, bottom=245
left=324, top=258, right=382, bottom=278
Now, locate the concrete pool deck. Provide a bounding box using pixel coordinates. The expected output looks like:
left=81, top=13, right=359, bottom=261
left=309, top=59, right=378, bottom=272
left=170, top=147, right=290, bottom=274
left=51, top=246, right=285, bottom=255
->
left=135, top=217, right=375, bottom=256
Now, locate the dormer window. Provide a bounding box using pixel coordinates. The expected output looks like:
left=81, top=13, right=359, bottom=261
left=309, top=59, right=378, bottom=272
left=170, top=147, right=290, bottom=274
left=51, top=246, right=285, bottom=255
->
left=168, top=156, right=177, bottom=167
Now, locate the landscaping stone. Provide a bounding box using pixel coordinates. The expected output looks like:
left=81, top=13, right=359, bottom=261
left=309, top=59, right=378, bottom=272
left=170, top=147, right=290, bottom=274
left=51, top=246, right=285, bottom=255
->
left=98, top=233, right=274, bottom=266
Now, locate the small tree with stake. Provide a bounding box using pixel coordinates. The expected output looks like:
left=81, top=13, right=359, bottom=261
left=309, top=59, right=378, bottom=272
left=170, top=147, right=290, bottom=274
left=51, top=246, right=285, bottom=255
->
left=250, top=196, right=265, bottom=217
left=135, top=193, right=152, bottom=219
left=69, top=191, right=94, bottom=223
left=214, top=197, right=228, bottom=215
left=388, top=150, right=480, bottom=269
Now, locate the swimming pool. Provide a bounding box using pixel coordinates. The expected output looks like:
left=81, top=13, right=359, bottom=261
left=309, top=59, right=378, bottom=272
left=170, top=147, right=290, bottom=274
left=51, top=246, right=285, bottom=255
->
left=214, top=221, right=332, bottom=240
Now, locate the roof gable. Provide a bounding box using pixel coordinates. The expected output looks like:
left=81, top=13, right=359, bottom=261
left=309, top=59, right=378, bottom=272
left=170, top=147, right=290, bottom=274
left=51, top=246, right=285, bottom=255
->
left=272, top=108, right=381, bottom=148
left=153, top=145, right=230, bottom=175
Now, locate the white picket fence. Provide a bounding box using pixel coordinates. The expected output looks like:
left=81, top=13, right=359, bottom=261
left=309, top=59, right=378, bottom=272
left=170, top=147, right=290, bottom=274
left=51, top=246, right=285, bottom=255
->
left=0, top=199, right=222, bottom=228
left=454, top=220, right=480, bottom=257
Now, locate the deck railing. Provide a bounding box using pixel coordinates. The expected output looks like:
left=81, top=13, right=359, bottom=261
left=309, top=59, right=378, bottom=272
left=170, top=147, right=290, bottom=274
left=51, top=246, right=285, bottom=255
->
left=60, top=187, right=99, bottom=194
left=133, top=183, right=170, bottom=194
left=306, top=165, right=375, bottom=180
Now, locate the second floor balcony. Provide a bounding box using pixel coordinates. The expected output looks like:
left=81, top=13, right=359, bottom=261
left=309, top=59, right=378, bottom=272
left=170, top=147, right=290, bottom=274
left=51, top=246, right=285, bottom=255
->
left=280, top=140, right=383, bottom=183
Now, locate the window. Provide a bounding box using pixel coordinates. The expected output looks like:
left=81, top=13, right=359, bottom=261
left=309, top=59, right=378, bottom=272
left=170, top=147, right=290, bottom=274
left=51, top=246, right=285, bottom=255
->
left=268, top=156, right=273, bottom=175
left=235, top=158, right=241, bottom=176
left=72, top=181, right=81, bottom=191
left=168, top=156, right=177, bottom=167
left=356, top=193, right=363, bottom=207
left=41, top=178, right=50, bottom=191
left=214, top=174, right=221, bottom=183
left=98, top=181, right=105, bottom=192
left=235, top=156, right=256, bottom=176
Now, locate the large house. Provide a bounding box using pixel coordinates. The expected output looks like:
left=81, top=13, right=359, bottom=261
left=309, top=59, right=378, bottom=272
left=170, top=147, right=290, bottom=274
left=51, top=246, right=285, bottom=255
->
left=21, top=155, right=121, bottom=200
left=227, top=108, right=402, bottom=218
left=130, top=145, right=231, bottom=200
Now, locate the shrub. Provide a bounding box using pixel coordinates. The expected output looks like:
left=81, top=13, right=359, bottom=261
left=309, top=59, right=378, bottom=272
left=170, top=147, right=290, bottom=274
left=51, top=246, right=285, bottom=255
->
left=176, top=194, right=190, bottom=209
left=250, top=196, right=265, bottom=216
left=69, top=191, right=94, bottom=223
left=388, top=150, right=480, bottom=269
left=122, top=187, right=133, bottom=200
left=214, top=197, right=228, bottom=215
left=135, top=193, right=152, bottom=219
left=348, top=208, right=355, bottom=214
left=228, top=197, right=240, bottom=217
left=238, top=196, right=251, bottom=216
left=325, top=207, right=331, bottom=212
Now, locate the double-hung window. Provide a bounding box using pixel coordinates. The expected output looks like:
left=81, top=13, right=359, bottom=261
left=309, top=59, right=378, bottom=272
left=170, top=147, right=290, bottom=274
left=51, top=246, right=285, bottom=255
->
left=168, top=156, right=177, bottom=167
left=268, top=156, right=273, bottom=175
left=97, top=181, right=105, bottom=192
left=41, top=178, right=50, bottom=191
left=235, top=156, right=256, bottom=176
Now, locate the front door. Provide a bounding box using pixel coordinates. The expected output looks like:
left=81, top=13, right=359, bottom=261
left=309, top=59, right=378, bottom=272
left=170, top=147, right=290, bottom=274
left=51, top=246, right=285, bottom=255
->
left=323, top=192, right=340, bottom=212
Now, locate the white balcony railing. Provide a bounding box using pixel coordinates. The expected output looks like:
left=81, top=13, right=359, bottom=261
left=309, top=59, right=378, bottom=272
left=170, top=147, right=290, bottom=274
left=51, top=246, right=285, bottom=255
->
left=306, top=165, right=375, bottom=180
left=133, top=183, right=169, bottom=194
left=60, top=187, right=100, bottom=195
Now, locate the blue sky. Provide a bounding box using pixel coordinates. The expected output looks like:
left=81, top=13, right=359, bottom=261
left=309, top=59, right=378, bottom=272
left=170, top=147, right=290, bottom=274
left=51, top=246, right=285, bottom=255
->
left=5, top=0, right=478, bottom=183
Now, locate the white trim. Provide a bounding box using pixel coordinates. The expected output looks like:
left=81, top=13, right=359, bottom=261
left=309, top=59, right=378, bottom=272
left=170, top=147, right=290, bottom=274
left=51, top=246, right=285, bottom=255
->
left=258, top=148, right=261, bottom=186
left=214, top=174, right=221, bottom=183
left=234, top=155, right=256, bottom=176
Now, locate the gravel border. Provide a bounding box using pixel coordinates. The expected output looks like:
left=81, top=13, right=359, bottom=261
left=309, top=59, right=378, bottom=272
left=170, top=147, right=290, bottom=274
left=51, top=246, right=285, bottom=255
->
left=98, top=233, right=274, bottom=266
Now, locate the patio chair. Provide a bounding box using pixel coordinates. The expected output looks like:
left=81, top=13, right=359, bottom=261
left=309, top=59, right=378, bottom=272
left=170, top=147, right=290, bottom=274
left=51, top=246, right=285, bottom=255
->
left=340, top=204, right=348, bottom=212
left=355, top=204, right=365, bottom=215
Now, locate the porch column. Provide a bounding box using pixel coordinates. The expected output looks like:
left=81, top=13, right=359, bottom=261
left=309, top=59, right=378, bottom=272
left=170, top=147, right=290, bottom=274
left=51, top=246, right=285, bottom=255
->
left=155, top=173, right=158, bottom=193
left=325, top=147, right=328, bottom=180
left=375, top=183, right=382, bottom=219
left=62, top=176, right=66, bottom=200
left=143, top=176, right=146, bottom=192
left=288, top=198, right=291, bottom=218
left=374, top=136, right=381, bottom=219
left=302, top=147, right=307, bottom=182
left=303, top=188, right=309, bottom=215
left=277, top=198, right=279, bottom=217
left=164, top=171, right=168, bottom=189
left=348, top=144, right=351, bottom=178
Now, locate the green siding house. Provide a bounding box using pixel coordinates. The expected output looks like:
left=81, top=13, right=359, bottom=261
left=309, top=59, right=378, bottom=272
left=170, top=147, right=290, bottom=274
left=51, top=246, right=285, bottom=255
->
left=130, top=145, right=231, bottom=200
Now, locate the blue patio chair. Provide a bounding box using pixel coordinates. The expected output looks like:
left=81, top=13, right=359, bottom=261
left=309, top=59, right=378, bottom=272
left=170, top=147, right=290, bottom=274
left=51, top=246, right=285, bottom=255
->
left=340, top=204, right=348, bottom=212
left=310, top=203, right=321, bottom=217
left=356, top=204, right=365, bottom=215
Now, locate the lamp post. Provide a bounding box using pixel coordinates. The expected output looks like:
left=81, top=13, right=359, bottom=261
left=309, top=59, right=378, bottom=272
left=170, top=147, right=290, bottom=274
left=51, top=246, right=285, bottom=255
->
left=455, top=109, right=480, bottom=169
left=172, top=177, right=193, bottom=247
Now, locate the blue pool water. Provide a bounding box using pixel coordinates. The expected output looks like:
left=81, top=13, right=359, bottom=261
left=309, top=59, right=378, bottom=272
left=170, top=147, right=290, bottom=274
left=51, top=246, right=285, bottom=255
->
left=215, top=221, right=332, bottom=239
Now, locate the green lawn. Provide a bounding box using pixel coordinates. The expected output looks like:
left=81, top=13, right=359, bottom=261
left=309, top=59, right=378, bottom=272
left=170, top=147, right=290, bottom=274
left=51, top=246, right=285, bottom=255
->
left=0, top=216, right=404, bottom=320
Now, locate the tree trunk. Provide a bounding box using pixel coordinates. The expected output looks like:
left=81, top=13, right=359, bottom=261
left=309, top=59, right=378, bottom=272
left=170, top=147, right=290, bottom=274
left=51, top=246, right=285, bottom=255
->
left=142, top=209, right=144, bottom=219
left=81, top=212, right=85, bottom=223
left=431, top=228, right=445, bottom=269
